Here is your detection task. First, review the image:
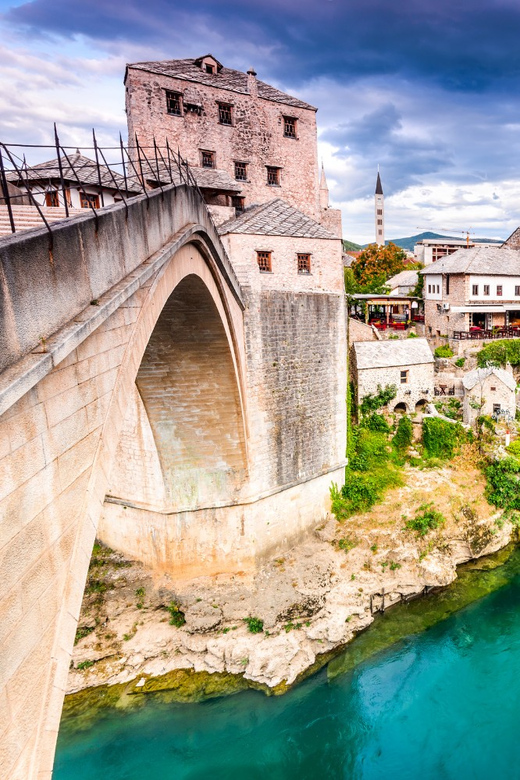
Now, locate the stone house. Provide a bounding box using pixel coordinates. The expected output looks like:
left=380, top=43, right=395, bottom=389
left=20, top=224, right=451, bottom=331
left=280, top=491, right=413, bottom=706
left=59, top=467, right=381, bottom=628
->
left=462, top=367, right=516, bottom=425
left=421, top=246, right=520, bottom=338
left=387, top=268, right=418, bottom=296
left=351, top=338, right=435, bottom=414
left=6, top=151, right=140, bottom=210
left=125, top=53, right=341, bottom=233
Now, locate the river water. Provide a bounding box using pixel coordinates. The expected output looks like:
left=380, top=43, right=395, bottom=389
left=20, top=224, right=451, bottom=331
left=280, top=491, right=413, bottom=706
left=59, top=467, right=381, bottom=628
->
left=54, top=546, right=520, bottom=780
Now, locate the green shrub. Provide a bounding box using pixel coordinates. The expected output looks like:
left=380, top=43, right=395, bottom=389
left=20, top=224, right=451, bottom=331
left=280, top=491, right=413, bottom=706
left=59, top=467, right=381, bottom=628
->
left=478, top=340, right=520, bottom=368
left=422, top=417, right=466, bottom=459
left=167, top=602, right=186, bottom=627
left=407, top=331, right=418, bottom=338
left=485, top=457, right=520, bottom=511
left=392, top=415, right=413, bottom=453
left=349, top=429, right=389, bottom=471
left=405, top=503, right=446, bottom=537
left=361, top=413, right=391, bottom=433
left=506, top=440, right=520, bottom=457
left=455, top=357, right=466, bottom=368
left=434, top=345, right=454, bottom=358
left=360, top=384, right=397, bottom=415
left=77, top=660, right=95, bottom=671
left=243, top=617, right=264, bottom=634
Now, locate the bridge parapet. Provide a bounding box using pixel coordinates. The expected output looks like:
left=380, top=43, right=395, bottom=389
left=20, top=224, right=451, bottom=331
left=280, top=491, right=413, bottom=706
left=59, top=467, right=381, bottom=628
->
left=0, top=182, right=242, bottom=378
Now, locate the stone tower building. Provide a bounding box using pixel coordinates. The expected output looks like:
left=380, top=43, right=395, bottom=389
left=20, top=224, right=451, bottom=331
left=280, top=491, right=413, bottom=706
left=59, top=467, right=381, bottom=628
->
left=124, top=53, right=341, bottom=234
left=375, top=169, right=384, bottom=245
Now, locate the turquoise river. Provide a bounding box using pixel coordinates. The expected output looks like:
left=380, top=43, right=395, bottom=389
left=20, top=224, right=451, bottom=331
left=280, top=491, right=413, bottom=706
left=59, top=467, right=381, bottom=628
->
left=54, top=545, right=520, bottom=780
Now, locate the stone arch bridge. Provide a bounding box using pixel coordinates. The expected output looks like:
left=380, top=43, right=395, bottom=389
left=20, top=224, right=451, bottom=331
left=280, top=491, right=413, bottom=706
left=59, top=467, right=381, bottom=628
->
left=0, top=184, right=346, bottom=778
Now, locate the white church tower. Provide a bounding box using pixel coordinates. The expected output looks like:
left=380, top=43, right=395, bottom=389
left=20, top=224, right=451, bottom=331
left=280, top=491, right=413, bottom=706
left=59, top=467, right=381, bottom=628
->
left=375, top=168, right=384, bottom=246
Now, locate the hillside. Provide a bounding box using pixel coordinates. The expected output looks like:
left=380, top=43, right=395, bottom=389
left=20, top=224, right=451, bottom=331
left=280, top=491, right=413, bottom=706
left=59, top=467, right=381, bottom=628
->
left=342, top=239, right=363, bottom=252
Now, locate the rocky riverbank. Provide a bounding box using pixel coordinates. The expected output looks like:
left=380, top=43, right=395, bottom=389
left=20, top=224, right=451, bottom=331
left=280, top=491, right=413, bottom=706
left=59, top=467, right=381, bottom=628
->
left=67, top=448, right=514, bottom=706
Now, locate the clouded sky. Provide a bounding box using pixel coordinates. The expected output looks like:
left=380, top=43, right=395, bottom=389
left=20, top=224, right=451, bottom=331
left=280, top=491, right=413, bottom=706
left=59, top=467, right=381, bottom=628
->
left=1, top=0, right=520, bottom=242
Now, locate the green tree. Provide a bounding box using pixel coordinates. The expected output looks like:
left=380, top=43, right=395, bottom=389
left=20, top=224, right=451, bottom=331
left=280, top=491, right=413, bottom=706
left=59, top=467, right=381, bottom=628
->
left=350, top=242, right=408, bottom=293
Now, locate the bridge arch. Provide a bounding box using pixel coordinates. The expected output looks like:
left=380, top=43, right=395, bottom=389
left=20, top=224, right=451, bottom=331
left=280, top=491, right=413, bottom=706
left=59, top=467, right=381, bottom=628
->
left=0, top=187, right=248, bottom=780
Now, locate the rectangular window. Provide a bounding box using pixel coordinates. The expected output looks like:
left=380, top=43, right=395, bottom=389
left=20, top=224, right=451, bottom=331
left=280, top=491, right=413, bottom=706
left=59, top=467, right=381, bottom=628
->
left=231, top=196, right=245, bottom=213
left=497, top=285, right=503, bottom=296
left=377, top=219, right=383, bottom=225
left=218, top=103, right=233, bottom=125
left=446, top=275, right=450, bottom=294
left=472, top=284, right=478, bottom=295
left=436, top=285, right=440, bottom=294
left=166, top=91, right=183, bottom=116
left=428, top=285, right=431, bottom=294
left=297, top=253, right=311, bottom=274
left=493, top=404, right=501, bottom=415
left=515, top=286, right=520, bottom=296
left=234, top=161, right=247, bottom=181
left=201, top=150, right=215, bottom=168
left=256, top=251, right=272, bottom=272
left=484, top=285, right=490, bottom=295
left=400, top=370, right=409, bottom=384
left=490, top=386, right=497, bottom=392
left=283, top=116, right=297, bottom=138
left=266, top=166, right=280, bottom=186
left=377, top=209, right=383, bottom=215
left=205, top=63, right=215, bottom=74
left=80, top=192, right=100, bottom=209
left=45, top=190, right=59, bottom=207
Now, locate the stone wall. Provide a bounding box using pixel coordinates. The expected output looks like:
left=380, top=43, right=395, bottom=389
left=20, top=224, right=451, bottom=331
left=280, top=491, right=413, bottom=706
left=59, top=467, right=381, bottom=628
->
left=126, top=66, right=321, bottom=220
left=348, top=318, right=379, bottom=345
left=353, top=361, right=434, bottom=414
left=463, top=375, right=516, bottom=425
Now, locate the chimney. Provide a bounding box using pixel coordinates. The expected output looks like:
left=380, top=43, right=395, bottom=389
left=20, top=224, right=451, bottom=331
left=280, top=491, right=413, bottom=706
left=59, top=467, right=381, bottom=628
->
left=247, top=66, right=258, bottom=98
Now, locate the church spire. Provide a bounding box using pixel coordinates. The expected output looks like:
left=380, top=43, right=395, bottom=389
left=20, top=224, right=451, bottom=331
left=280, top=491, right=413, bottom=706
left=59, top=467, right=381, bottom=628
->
left=319, top=162, right=329, bottom=209
left=374, top=168, right=385, bottom=245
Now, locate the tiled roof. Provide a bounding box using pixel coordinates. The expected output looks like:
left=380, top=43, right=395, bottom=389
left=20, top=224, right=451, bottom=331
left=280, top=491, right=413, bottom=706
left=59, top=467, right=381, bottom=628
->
left=420, top=246, right=520, bottom=276
left=387, top=269, right=418, bottom=288
left=127, top=57, right=316, bottom=111
left=353, top=338, right=434, bottom=370
left=218, top=199, right=335, bottom=239
left=462, top=367, right=516, bottom=392
left=7, top=152, right=141, bottom=194
left=190, top=167, right=242, bottom=192
left=502, top=227, right=520, bottom=249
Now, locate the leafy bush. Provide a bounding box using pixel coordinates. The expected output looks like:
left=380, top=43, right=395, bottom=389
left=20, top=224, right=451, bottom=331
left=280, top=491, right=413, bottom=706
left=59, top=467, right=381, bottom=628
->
left=360, top=384, right=397, bottom=415
left=392, top=415, right=413, bottom=453
left=243, top=617, right=264, bottom=634
left=506, top=440, right=520, bottom=457
left=405, top=503, right=446, bottom=537
left=455, top=357, right=466, bottom=368
left=422, top=417, right=466, bottom=459
left=485, top=457, right=520, bottom=511
left=167, top=602, right=186, bottom=627
left=349, top=429, right=389, bottom=471
left=478, top=340, right=520, bottom=368
left=407, top=331, right=418, bottom=338
left=434, top=345, right=454, bottom=358
left=361, top=412, right=391, bottom=434
left=336, top=466, right=402, bottom=516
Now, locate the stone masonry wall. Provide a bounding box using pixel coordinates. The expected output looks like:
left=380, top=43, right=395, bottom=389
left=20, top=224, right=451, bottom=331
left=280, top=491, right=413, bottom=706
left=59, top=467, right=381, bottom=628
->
left=354, top=362, right=434, bottom=414
left=125, top=67, right=321, bottom=220
left=463, top=375, right=516, bottom=425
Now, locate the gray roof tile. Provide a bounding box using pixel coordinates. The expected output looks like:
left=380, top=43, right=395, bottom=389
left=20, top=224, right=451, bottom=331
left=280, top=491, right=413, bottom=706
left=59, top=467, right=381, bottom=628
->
left=353, top=338, right=434, bottom=369
left=127, top=58, right=316, bottom=111
left=218, top=198, right=335, bottom=239
left=462, top=366, right=516, bottom=392
left=420, top=246, right=520, bottom=276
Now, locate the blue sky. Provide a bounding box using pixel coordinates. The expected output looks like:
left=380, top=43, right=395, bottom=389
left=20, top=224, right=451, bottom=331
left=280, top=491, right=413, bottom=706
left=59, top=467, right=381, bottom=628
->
left=1, top=0, right=520, bottom=243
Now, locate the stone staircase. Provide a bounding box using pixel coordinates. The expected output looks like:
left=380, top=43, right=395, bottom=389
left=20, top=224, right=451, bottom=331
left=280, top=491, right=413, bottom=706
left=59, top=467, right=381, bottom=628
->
left=0, top=205, right=85, bottom=236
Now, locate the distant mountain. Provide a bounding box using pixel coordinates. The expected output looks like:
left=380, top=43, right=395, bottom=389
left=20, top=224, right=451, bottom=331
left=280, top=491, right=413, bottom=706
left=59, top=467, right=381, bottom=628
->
left=342, top=239, right=363, bottom=252
left=383, top=232, right=503, bottom=252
